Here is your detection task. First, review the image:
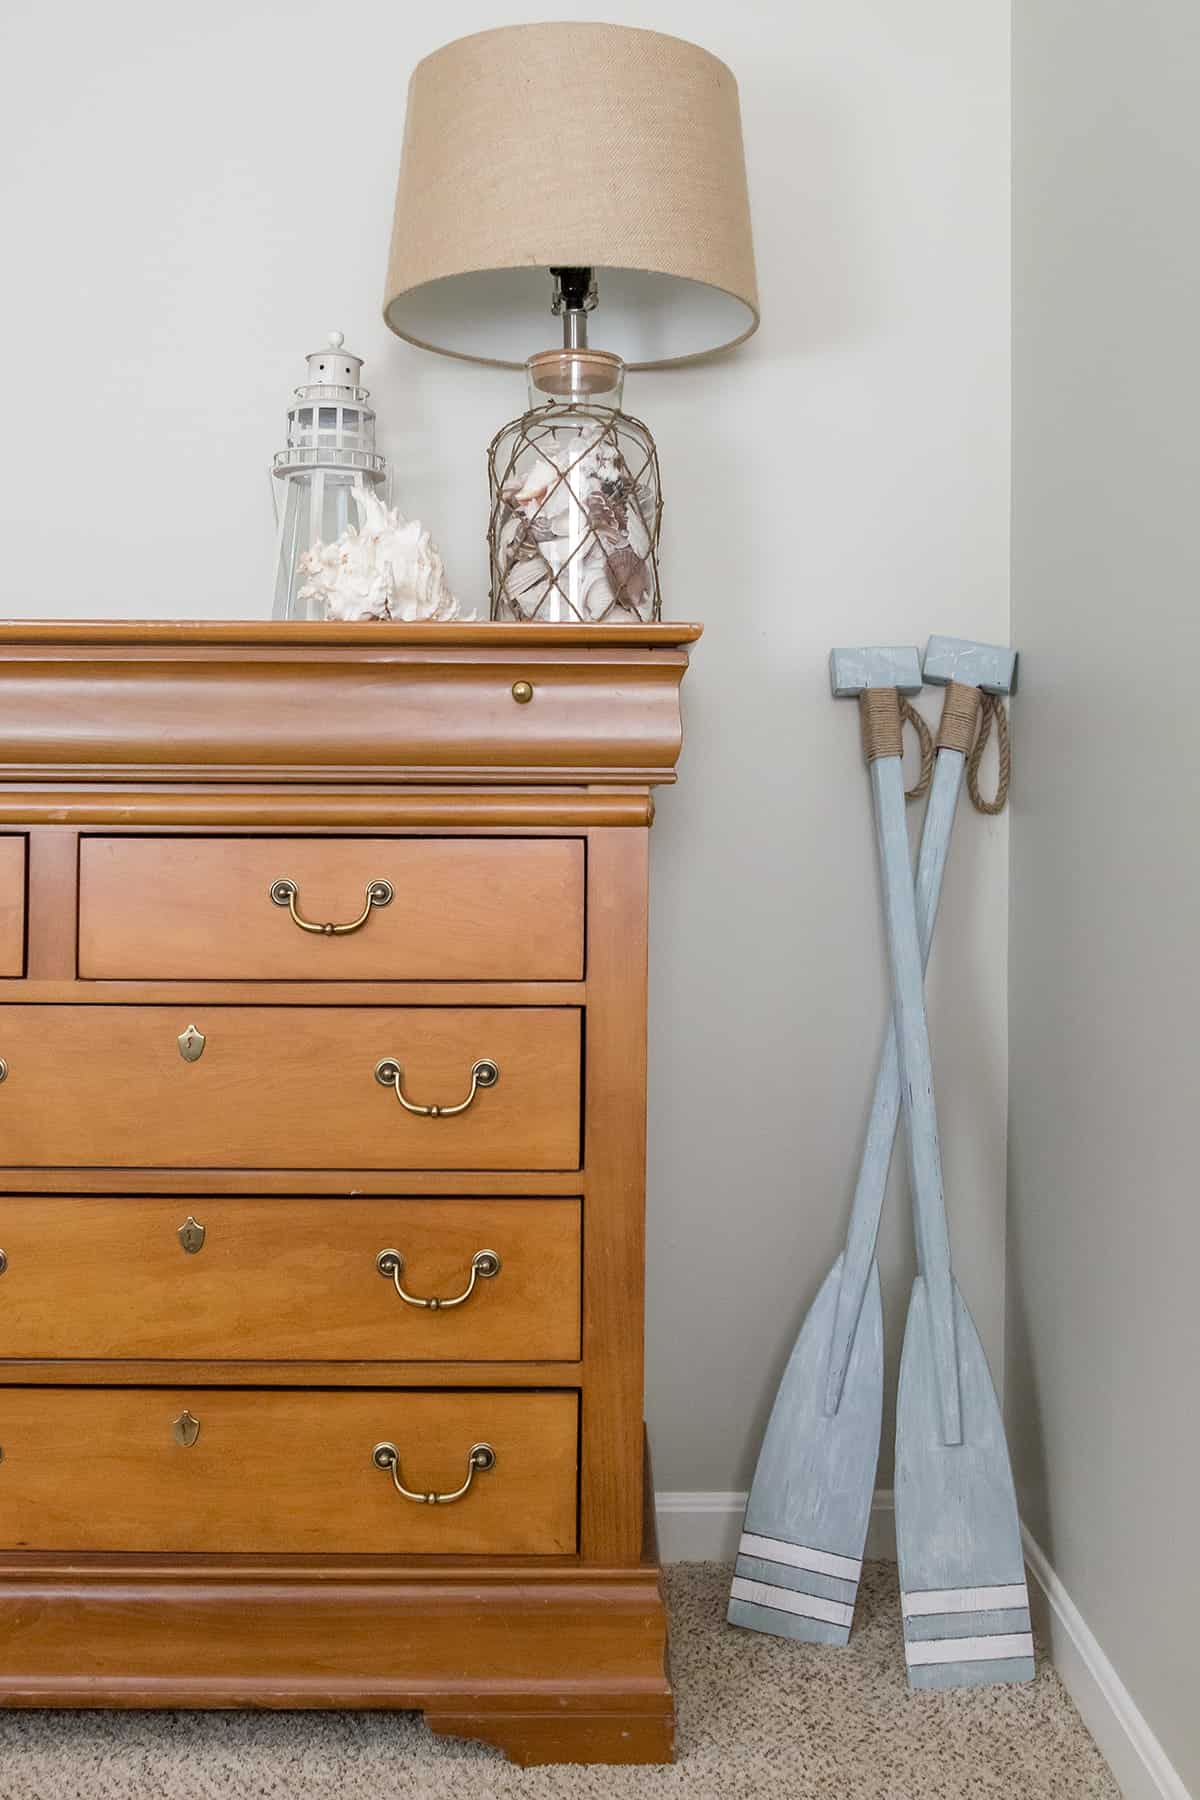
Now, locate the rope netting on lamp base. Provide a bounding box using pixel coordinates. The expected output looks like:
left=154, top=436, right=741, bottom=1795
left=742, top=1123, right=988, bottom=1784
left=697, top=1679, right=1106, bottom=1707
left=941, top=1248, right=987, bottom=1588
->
left=487, top=362, right=663, bottom=623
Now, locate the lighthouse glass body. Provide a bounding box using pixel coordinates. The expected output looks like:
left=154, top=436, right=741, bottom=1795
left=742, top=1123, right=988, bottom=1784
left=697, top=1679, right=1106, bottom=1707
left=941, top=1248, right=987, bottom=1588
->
left=488, top=349, right=662, bottom=623
left=272, top=337, right=388, bottom=621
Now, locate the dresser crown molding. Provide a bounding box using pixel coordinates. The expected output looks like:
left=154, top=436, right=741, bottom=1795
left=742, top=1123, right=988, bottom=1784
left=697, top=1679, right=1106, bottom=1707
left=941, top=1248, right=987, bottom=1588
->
left=0, top=621, right=701, bottom=788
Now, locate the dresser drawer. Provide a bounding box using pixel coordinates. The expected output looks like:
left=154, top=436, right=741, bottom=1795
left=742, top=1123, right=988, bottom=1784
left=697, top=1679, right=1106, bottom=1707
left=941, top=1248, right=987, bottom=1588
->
left=78, top=836, right=584, bottom=981
left=0, top=1006, right=581, bottom=1169
left=0, top=1387, right=578, bottom=1554
left=0, top=836, right=25, bottom=976
left=0, top=1196, right=581, bottom=1360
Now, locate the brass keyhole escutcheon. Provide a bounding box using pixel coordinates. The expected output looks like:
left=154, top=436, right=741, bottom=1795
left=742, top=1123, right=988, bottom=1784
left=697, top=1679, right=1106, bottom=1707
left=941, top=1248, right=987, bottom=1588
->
left=511, top=680, right=534, bottom=704
left=177, top=1024, right=206, bottom=1063
left=178, top=1216, right=206, bottom=1255
left=172, top=1410, right=201, bottom=1448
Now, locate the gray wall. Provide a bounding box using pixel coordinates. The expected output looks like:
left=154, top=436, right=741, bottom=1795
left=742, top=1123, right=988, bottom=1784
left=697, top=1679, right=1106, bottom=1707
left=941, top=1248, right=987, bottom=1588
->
left=0, top=0, right=1011, bottom=1492
left=1009, top=0, right=1200, bottom=1787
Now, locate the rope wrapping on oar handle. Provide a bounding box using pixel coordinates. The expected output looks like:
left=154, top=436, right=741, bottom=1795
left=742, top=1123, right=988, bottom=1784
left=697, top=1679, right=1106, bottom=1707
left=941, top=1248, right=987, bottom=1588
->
left=935, top=680, right=982, bottom=754
left=966, top=692, right=1011, bottom=814
left=858, top=688, right=934, bottom=801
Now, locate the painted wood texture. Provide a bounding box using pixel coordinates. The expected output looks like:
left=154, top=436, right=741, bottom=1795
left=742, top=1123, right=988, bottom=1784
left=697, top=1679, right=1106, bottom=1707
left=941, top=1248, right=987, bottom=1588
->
left=78, top=836, right=585, bottom=981
left=0, top=1005, right=581, bottom=1169
left=869, top=751, right=962, bottom=1447
left=728, top=1256, right=882, bottom=1645
left=0, top=1387, right=579, bottom=1555
left=0, top=1197, right=581, bottom=1362
left=824, top=747, right=966, bottom=1413
left=895, top=1281, right=1033, bottom=1689
left=731, top=651, right=946, bottom=1647
left=0, top=837, right=24, bottom=977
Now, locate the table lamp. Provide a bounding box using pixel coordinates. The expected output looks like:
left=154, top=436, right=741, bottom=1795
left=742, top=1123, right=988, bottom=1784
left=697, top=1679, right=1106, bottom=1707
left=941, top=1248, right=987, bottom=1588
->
left=382, top=22, right=758, bottom=622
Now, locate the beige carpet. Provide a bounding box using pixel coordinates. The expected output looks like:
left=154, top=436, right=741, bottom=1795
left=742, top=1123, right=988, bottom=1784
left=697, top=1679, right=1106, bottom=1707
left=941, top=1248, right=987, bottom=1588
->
left=0, top=1561, right=1118, bottom=1799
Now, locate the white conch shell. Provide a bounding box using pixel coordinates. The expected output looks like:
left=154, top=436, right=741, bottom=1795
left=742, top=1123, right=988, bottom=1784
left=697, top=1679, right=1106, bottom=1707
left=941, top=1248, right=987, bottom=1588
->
left=297, top=488, right=472, bottom=622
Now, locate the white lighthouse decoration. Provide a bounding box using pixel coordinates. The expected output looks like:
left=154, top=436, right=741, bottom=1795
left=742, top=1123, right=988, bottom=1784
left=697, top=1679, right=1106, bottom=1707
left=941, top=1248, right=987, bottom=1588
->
left=271, top=332, right=388, bottom=620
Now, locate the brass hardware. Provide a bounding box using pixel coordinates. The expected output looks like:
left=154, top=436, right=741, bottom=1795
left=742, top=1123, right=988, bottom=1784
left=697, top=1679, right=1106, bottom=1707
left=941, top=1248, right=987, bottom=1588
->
left=177, top=1024, right=206, bottom=1063
left=172, top=1410, right=201, bottom=1448
left=178, top=1215, right=206, bottom=1255
left=511, top=680, right=534, bottom=704
left=0, top=1058, right=7, bottom=1083
left=376, top=1247, right=501, bottom=1310
left=374, top=1056, right=499, bottom=1118
left=270, top=877, right=393, bottom=936
left=0, top=1250, right=6, bottom=1276
left=371, top=1439, right=496, bottom=1505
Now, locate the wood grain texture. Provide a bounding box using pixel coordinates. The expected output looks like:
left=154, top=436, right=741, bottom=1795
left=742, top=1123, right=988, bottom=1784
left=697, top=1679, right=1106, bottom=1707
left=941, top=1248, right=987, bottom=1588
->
left=78, top=836, right=585, bottom=981
left=0, top=626, right=692, bottom=1763
left=0, top=621, right=702, bottom=648
left=0, top=791, right=653, bottom=827
left=0, top=837, right=23, bottom=976
left=0, top=1386, right=579, bottom=1554
left=0, top=1005, right=581, bottom=1169
left=0, top=1196, right=581, bottom=1362
left=0, top=1435, right=672, bottom=1764
left=22, top=828, right=74, bottom=981
left=578, top=827, right=649, bottom=1563
left=0, top=624, right=697, bottom=786
left=0, top=1556, right=671, bottom=1761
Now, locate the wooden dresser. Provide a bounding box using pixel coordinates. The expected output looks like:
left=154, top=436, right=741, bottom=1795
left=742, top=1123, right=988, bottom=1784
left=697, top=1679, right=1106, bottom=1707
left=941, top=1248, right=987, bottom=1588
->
left=0, top=619, right=698, bottom=1767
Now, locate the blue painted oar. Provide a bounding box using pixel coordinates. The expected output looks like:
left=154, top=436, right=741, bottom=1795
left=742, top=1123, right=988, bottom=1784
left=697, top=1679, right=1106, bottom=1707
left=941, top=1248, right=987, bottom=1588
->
left=727, top=642, right=1019, bottom=1653
left=728, top=647, right=928, bottom=1647
left=845, top=654, right=962, bottom=1452
left=841, top=647, right=1033, bottom=1691
left=823, top=638, right=1018, bottom=1415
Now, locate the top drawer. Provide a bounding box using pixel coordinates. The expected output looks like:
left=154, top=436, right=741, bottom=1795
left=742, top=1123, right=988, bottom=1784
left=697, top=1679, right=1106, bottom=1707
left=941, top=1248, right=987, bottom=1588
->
left=78, top=837, right=584, bottom=981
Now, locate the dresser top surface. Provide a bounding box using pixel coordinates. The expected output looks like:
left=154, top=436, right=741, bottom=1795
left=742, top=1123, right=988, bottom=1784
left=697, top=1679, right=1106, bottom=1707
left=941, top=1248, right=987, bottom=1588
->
left=0, top=621, right=703, bottom=651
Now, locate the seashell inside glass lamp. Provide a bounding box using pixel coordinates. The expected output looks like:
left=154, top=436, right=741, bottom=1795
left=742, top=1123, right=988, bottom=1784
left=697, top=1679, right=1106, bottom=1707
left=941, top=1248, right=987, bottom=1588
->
left=488, top=349, right=662, bottom=623
left=297, top=488, right=474, bottom=623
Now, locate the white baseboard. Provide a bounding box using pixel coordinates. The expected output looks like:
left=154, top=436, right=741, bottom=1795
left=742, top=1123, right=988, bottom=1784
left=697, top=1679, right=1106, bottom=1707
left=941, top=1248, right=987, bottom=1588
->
left=654, top=1487, right=896, bottom=1563
left=1022, top=1527, right=1193, bottom=1800
left=654, top=1494, right=1192, bottom=1799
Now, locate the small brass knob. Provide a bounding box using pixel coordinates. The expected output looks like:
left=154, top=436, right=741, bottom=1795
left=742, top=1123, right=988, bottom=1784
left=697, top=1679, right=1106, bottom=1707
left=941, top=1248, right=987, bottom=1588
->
left=511, top=680, right=534, bottom=705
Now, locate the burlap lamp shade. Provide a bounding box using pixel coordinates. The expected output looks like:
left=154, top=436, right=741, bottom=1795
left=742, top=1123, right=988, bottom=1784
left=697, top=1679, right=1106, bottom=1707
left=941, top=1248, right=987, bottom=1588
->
left=382, top=23, right=758, bottom=369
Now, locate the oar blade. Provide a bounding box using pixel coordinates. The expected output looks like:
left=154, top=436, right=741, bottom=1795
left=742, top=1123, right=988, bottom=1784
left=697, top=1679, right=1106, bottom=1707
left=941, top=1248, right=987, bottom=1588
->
left=895, top=1277, right=1034, bottom=1689
left=728, top=1256, right=883, bottom=1645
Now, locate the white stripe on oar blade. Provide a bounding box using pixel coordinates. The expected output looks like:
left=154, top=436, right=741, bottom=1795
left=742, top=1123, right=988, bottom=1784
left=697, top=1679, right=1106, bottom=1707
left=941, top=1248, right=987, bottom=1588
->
left=738, top=1533, right=862, bottom=1582
left=905, top=1633, right=1034, bottom=1666
left=729, top=1577, right=854, bottom=1629
left=902, top=1584, right=1028, bottom=1617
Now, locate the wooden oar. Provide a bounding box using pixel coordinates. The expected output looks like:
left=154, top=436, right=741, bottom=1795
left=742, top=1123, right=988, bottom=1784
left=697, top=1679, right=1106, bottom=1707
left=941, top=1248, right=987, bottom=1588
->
left=823, top=639, right=1017, bottom=1416
left=727, top=648, right=926, bottom=1647
left=842, top=649, right=1033, bottom=1691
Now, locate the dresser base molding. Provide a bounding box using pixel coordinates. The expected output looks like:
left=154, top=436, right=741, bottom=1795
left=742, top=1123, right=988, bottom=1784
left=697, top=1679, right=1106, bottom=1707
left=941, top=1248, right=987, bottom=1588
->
left=0, top=1556, right=671, bottom=1766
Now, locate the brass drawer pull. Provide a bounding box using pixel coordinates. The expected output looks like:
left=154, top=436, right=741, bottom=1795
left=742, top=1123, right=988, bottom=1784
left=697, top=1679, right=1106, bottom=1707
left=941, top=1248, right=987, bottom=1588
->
left=371, top=1439, right=496, bottom=1505
left=376, top=1247, right=501, bottom=1309
left=270, top=877, right=393, bottom=936
left=374, top=1056, right=500, bottom=1117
